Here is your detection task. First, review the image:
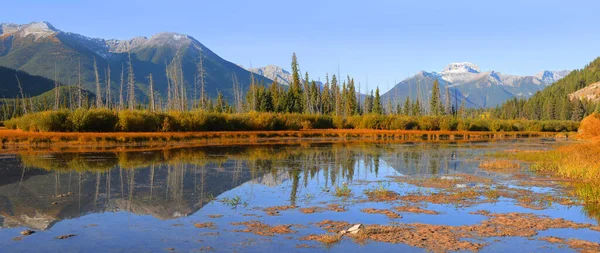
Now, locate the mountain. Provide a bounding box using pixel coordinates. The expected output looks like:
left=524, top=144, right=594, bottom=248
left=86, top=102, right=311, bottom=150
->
left=248, top=64, right=324, bottom=87
left=248, top=65, right=293, bottom=86
left=0, top=66, right=57, bottom=98
left=0, top=22, right=275, bottom=101
left=495, top=57, right=600, bottom=120
left=382, top=62, right=570, bottom=108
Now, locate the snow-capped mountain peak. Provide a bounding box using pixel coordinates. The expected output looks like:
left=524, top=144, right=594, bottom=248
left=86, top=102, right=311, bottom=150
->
left=534, top=70, right=571, bottom=84
left=0, top=21, right=57, bottom=39
left=442, top=62, right=481, bottom=74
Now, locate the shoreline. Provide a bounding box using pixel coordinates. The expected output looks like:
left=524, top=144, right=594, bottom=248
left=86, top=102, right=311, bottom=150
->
left=0, top=128, right=567, bottom=154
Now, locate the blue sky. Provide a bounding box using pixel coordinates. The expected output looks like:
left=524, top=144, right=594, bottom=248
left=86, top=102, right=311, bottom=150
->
left=3, top=0, right=600, bottom=92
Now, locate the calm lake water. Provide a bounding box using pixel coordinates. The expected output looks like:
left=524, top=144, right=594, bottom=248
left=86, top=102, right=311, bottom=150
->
left=0, top=139, right=598, bottom=252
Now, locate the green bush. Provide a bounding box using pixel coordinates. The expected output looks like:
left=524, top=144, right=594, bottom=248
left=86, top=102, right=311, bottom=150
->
left=70, top=109, right=118, bottom=132
left=117, top=110, right=164, bottom=132
left=3, top=110, right=582, bottom=133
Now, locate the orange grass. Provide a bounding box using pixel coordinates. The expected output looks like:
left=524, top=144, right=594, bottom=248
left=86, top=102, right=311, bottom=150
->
left=0, top=129, right=560, bottom=154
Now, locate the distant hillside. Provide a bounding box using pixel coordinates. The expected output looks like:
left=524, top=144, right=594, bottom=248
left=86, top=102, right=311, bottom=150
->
left=495, top=57, right=600, bottom=120
left=0, top=86, right=95, bottom=120
left=0, top=66, right=57, bottom=98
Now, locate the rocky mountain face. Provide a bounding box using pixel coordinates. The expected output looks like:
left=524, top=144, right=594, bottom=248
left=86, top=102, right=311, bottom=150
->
left=383, top=62, right=570, bottom=108
left=0, top=22, right=274, bottom=101
left=569, top=82, right=600, bottom=102
left=248, top=65, right=293, bottom=86
left=248, top=65, right=324, bottom=87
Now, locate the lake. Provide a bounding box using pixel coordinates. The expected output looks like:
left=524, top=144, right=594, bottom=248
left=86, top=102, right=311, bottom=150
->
left=0, top=139, right=599, bottom=252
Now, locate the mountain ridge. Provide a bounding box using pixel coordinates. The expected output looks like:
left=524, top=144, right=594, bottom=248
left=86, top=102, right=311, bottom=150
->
left=383, top=62, right=570, bottom=108
left=0, top=21, right=275, bottom=101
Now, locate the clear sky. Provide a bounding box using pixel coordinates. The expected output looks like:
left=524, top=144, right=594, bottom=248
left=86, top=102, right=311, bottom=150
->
left=3, top=0, right=600, bottom=92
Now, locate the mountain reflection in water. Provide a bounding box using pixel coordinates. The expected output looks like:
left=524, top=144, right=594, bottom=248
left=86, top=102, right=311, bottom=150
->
left=0, top=141, right=519, bottom=231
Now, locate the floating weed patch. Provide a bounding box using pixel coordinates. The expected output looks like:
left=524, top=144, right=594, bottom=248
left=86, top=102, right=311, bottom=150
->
left=334, top=183, right=352, bottom=198
left=479, top=160, right=521, bottom=171
left=300, top=234, right=342, bottom=245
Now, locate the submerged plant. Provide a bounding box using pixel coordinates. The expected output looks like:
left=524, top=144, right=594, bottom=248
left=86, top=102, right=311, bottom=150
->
left=219, top=195, right=247, bottom=208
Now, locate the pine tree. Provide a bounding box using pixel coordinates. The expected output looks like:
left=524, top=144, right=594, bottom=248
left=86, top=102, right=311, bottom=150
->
left=430, top=79, right=442, bottom=116
left=403, top=96, right=411, bottom=116
left=332, top=75, right=341, bottom=116
left=346, top=77, right=358, bottom=115
left=571, top=99, right=585, bottom=121
left=373, top=87, right=382, bottom=114
left=288, top=53, right=304, bottom=113
left=321, top=78, right=331, bottom=114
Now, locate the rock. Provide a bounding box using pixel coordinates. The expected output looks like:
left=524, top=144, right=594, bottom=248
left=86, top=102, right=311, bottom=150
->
left=20, top=230, right=35, bottom=236
left=441, top=176, right=462, bottom=180
left=51, top=202, right=58, bottom=205
left=346, top=224, right=364, bottom=234
left=55, top=234, right=77, bottom=239
left=339, top=230, right=347, bottom=235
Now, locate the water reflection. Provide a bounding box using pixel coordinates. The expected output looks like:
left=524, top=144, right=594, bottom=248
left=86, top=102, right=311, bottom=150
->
left=1, top=141, right=597, bottom=232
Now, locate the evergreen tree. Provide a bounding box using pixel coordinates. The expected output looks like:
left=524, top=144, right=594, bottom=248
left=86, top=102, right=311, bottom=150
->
left=321, top=77, right=332, bottom=114
left=403, top=96, right=411, bottom=116
left=332, top=75, right=341, bottom=116
left=346, top=77, right=358, bottom=115
left=430, top=79, right=442, bottom=116
left=412, top=99, right=421, bottom=116
left=571, top=99, right=585, bottom=121
left=373, top=87, right=382, bottom=114
left=287, top=53, right=304, bottom=113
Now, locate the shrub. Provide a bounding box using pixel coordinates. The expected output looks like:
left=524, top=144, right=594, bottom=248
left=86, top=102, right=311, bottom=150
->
left=117, top=110, right=163, bottom=132
left=2, top=110, right=582, bottom=133
left=438, top=116, right=458, bottom=131
left=35, top=110, right=73, bottom=132
left=418, top=116, right=440, bottom=131
left=70, top=109, right=118, bottom=132
left=580, top=113, right=600, bottom=138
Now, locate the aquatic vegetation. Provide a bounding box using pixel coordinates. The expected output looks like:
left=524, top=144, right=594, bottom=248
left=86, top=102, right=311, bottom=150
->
left=361, top=208, right=402, bottom=219
left=300, top=234, right=342, bottom=245
left=479, top=160, right=521, bottom=171
left=484, top=189, right=500, bottom=200
left=334, top=183, right=352, bottom=197
left=231, top=221, right=296, bottom=236
left=219, top=196, right=247, bottom=208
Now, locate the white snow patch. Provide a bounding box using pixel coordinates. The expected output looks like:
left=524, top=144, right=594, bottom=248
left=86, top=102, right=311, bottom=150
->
left=173, top=34, right=183, bottom=41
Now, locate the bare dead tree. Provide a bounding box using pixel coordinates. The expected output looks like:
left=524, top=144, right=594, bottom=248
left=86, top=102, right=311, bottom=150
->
left=119, top=64, right=124, bottom=111
left=166, top=61, right=172, bottom=110
left=15, top=74, right=27, bottom=114
left=127, top=53, right=136, bottom=110
left=54, top=62, right=60, bottom=110
left=106, top=64, right=111, bottom=109
left=94, top=57, right=103, bottom=108
left=148, top=74, right=155, bottom=112
left=78, top=59, right=83, bottom=109
left=177, top=58, right=186, bottom=111
left=197, top=51, right=206, bottom=110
